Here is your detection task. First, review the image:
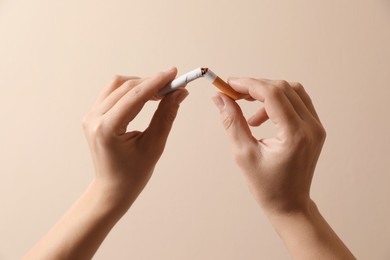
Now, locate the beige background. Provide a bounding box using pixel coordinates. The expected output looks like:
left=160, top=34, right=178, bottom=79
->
left=1, top=0, right=389, bottom=259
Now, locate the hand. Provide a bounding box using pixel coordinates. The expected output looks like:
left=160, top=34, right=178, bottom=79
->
left=212, top=78, right=355, bottom=259
left=212, top=78, right=325, bottom=213
left=23, top=68, right=189, bottom=260
left=82, top=67, right=188, bottom=208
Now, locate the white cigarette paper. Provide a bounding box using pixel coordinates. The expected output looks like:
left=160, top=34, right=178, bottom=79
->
left=158, top=67, right=244, bottom=100
left=157, top=68, right=205, bottom=96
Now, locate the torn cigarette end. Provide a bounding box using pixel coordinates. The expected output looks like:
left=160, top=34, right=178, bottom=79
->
left=157, top=67, right=246, bottom=100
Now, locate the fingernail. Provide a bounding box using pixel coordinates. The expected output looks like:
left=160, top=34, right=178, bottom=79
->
left=212, top=95, right=225, bottom=110
left=163, top=66, right=176, bottom=72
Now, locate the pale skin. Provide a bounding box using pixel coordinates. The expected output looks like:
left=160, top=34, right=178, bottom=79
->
left=212, top=78, right=356, bottom=260
left=23, top=68, right=355, bottom=259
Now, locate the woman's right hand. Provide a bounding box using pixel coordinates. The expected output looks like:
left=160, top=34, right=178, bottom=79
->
left=212, top=78, right=355, bottom=260
left=212, top=78, right=326, bottom=214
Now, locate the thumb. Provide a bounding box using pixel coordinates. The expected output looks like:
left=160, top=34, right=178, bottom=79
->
left=212, top=93, right=257, bottom=152
left=143, top=89, right=189, bottom=151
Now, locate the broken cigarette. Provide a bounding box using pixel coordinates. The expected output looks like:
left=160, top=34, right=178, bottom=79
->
left=157, top=67, right=245, bottom=100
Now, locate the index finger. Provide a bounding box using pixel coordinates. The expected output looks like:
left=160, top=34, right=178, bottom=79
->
left=227, top=77, right=301, bottom=130
left=104, top=68, right=178, bottom=134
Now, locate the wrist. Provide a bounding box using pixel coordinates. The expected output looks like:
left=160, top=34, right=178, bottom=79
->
left=89, top=179, right=137, bottom=216
left=263, top=199, right=355, bottom=259
left=261, top=197, right=316, bottom=219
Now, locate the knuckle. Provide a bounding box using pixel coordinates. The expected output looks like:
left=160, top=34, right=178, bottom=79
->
left=315, top=124, right=327, bottom=142
left=111, top=74, right=124, bottom=85
left=126, top=77, right=142, bottom=85
left=81, top=113, right=90, bottom=130
left=292, top=82, right=305, bottom=91
left=85, top=118, right=112, bottom=143
left=81, top=112, right=96, bottom=132
left=284, top=125, right=314, bottom=148
left=122, top=79, right=137, bottom=89
left=289, top=124, right=326, bottom=148
left=163, top=108, right=178, bottom=125
left=129, top=86, right=143, bottom=97
left=276, top=80, right=290, bottom=88
left=291, top=128, right=310, bottom=146
left=268, top=85, right=284, bottom=98
left=222, top=113, right=235, bottom=130
left=321, top=126, right=327, bottom=139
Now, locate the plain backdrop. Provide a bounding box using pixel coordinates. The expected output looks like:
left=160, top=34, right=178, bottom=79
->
left=1, top=0, right=389, bottom=259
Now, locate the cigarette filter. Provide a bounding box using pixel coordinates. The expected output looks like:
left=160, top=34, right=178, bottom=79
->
left=158, top=67, right=245, bottom=100
left=202, top=68, right=244, bottom=100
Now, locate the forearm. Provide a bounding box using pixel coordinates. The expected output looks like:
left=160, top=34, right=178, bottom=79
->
left=265, top=200, right=355, bottom=260
left=23, top=180, right=133, bottom=260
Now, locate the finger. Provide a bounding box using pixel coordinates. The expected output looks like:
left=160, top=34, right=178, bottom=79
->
left=141, top=89, right=189, bottom=154
left=245, top=96, right=256, bottom=101
left=94, top=75, right=140, bottom=106
left=212, top=92, right=257, bottom=151
left=248, top=107, right=269, bottom=127
left=97, top=78, right=145, bottom=114
left=263, top=80, right=315, bottom=122
left=105, top=67, right=178, bottom=134
left=227, top=78, right=301, bottom=130
left=289, top=82, right=321, bottom=122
